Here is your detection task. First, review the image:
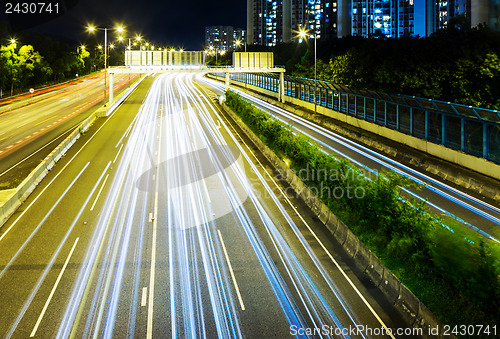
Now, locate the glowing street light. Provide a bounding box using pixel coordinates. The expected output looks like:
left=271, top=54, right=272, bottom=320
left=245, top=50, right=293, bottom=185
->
left=298, top=28, right=317, bottom=114
left=235, top=39, right=246, bottom=52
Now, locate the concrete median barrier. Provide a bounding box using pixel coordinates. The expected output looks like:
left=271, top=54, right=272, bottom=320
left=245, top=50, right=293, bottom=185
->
left=318, top=204, right=330, bottom=225
left=353, top=243, right=371, bottom=272
left=324, top=213, right=340, bottom=235
left=416, top=302, right=444, bottom=338
left=366, top=254, right=385, bottom=287
left=395, top=284, right=420, bottom=326
left=342, top=230, right=359, bottom=257
left=380, top=269, right=401, bottom=304
left=333, top=219, right=349, bottom=246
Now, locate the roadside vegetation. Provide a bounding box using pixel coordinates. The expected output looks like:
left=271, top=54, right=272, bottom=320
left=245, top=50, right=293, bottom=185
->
left=225, top=89, right=500, bottom=329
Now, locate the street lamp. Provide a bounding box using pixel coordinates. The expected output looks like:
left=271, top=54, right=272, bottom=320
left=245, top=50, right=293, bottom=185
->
left=87, top=25, right=125, bottom=105
left=235, top=39, right=247, bottom=52
left=298, top=28, right=317, bottom=114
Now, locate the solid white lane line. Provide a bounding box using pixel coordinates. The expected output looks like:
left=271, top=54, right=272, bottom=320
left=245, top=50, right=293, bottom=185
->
left=217, top=229, right=245, bottom=311
left=90, top=174, right=109, bottom=211
left=113, top=144, right=124, bottom=163
left=30, top=238, right=80, bottom=338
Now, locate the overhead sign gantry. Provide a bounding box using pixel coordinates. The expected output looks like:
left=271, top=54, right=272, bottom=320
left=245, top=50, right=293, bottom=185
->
left=106, top=52, right=286, bottom=104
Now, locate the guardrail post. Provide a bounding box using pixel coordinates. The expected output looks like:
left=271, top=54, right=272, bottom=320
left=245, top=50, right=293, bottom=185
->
left=279, top=72, right=285, bottom=103
left=354, top=95, right=358, bottom=116
left=442, top=114, right=446, bottom=145
left=384, top=102, right=388, bottom=127
left=461, top=119, right=466, bottom=152
left=396, top=104, right=400, bottom=131
left=225, top=72, right=230, bottom=91
left=425, top=111, right=429, bottom=139
left=483, top=123, right=489, bottom=159
left=410, top=107, right=414, bottom=135
left=363, top=97, right=366, bottom=119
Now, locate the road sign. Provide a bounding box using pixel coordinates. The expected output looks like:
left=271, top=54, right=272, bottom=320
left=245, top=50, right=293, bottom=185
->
left=29, top=88, right=34, bottom=94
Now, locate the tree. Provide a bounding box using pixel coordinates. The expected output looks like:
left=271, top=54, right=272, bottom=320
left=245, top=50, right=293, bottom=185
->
left=73, top=47, right=90, bottom=75
left=0, top=41, right=52, bottom=96
left=0, top=42, right=21, bottom=96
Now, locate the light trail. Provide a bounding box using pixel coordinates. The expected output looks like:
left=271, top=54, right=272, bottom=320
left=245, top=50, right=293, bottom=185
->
left=54, top=72, right=399, bottom=338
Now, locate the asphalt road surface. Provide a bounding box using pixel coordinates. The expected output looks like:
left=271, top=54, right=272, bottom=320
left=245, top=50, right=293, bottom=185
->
left=0, top=73, right=414, bottom=338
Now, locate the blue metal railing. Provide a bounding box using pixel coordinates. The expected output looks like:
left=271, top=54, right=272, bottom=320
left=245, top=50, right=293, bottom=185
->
left=212, top=72, right=500, bottom=164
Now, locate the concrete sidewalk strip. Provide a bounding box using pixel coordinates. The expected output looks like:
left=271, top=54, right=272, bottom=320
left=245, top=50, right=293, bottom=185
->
left=222, top=102, right=448, bottom=338
left=0, top=74, right=148, bottom=229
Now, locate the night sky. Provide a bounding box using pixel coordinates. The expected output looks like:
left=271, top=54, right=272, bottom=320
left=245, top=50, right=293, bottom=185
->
left=2, top=0, right=247, bottom=50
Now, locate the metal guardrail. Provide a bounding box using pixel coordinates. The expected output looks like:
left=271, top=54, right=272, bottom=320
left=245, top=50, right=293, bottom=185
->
left=218, top=72, right=500, bottom=164
left=0, top=74, right=148, bottom=228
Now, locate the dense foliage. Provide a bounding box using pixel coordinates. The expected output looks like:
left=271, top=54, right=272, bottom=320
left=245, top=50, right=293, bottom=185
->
left=0, top=24, right=124, bottom=97
left=225, top=89, right=500, bottom=327
left=275, top=25, right=500, bottom=110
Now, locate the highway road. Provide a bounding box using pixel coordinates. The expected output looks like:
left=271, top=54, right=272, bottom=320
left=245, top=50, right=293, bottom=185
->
left=0, top=73, right=413, bottom=338
left=198, top=75, right=500, bottom=243
left=0, top=71, right=139, bottom=189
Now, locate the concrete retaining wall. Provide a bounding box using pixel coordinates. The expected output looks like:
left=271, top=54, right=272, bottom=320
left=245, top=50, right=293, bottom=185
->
left=222, top=102, right=448, bottom=337
left=0, top=74, right=148, bottom=228
left=208, top=74, right=500, bottom=203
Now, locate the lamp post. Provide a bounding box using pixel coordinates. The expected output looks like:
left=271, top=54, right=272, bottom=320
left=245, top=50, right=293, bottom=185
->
left=299, top=28, right=317, bottom=114
left=118, top=35, right=141, bottom=68
left=88, top=25, right=124, bottom=106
